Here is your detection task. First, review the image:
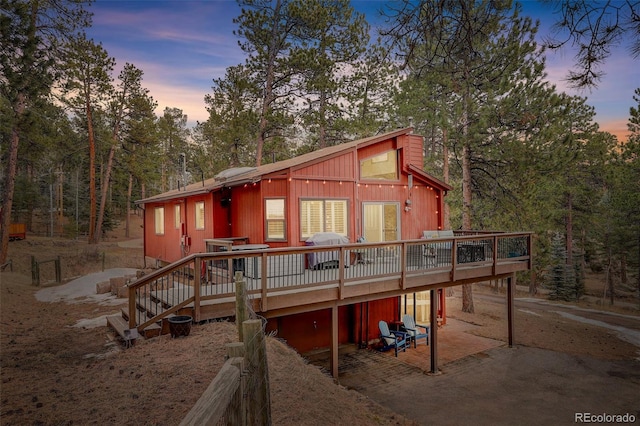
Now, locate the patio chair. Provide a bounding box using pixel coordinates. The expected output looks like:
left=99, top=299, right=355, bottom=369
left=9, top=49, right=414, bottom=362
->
left=402, top=314, right=429, bottom=348
left=378, top=320, right=408, bottom=357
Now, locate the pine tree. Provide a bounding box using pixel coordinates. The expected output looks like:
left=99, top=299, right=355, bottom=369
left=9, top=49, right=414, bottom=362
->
left=548, top=232, right=573, bottom=300
left=383, top=1, right=543, bottom=312
left=0, top=0, right=91, bottom=260
left=60, top=35, right=115, bottom=244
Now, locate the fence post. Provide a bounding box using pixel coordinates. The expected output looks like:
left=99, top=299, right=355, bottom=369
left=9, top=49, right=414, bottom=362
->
left=227, top=342, right=246, bottom=426
left=31, top=255, right=39, bottom=286
left=55, top=255, right=61, bottom=283
left=242, top=319, right=271, bottom=426
left=235, top=271, right=248, bottom=342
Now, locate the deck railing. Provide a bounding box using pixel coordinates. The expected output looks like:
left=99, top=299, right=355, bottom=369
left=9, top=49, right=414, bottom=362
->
left=127, top=232, right=532, bottom=331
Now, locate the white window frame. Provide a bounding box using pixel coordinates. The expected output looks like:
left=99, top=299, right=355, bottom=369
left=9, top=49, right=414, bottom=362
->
left=265, top=198, right=286, bottom=241
left=300, top=198, right=348, bottom=239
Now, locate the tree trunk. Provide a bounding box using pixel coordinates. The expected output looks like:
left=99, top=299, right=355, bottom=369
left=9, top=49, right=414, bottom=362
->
left=0, top=94, right=25, bottom=264
left=318, top=89, right=327, bottom=149
left=125, top=173, right=133, bottom=238
left=620, top=254, right=627, bottom=285
left=461, top=126, right=474, bottom=313
left=442, top=128, right=450, bottom=230
left=442, top=129, right=454, bottom=297
left=95, top=139, right=117, bottom=242
left=87, top=95, right=97, bottom=244
left=566, top=191, right=573, bottom=269
left=607, top=243, right=615, bottom=306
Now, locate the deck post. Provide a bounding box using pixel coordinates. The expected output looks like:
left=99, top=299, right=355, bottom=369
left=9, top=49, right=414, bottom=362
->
left=492, top=235, right=498, bottom=276
left=331, top=304, right=339, bottom=378
left=235, top=271, right=248, bottom=342
left=261, top=252, right=268, bottom=311
left=338, top=247, right=345, bottom=299
left=194, top=258, right=201, bottom=322
left=128, top=285, right=137, bottom=329
left=429, top=288, right=439, bottom=374
left=507, top=273, right=515, bottom=347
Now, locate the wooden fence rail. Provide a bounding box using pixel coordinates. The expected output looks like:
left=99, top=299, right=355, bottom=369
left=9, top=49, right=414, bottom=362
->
left=180, top=274, right=272, bottom=425
left=31, top=255, right=61, bottom=286
left=180, top=355, right=245, bottom=426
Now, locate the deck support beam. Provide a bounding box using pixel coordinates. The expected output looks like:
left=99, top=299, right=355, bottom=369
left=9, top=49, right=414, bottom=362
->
left=507, top=273, right=515, bottom=347
left=331, top=304, right=339, bottom=378
left=429, top=288, right=439, bottom=374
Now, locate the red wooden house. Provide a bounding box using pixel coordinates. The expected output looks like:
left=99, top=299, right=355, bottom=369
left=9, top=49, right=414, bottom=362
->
left=137, top=127, right=452, bottom=353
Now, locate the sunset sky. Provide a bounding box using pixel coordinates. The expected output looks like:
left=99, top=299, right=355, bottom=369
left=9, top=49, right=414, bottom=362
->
left=85, top=0, right=638, bottom=142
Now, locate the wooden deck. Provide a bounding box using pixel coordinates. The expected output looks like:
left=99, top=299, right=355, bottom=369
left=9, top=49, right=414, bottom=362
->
left=124, top=232, right=532, bottom=332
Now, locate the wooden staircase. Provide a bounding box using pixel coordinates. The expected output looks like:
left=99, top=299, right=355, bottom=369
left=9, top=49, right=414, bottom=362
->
left=106, top=274, right=196, bottom=345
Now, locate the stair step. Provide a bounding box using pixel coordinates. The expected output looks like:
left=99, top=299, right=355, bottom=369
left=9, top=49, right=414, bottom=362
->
left=106, top=315, right=139, bottom=345
left=136, top=294, right=167, bottom=318
left=141, top=322, right=162, bottom=339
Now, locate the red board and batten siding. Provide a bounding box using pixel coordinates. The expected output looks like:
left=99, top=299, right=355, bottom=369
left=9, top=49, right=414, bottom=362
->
left=144, top=201, right=179, bottom=263
left=287, top=150, right=358, bottom=246
left=188, top=196, right=215, bottom=254
left=260, top=178, right=289, bottom=248
left=143, top=195, right=215, bottom=264
left=265, top=298, right=398, bottom=354
left=229, top=183, right=262, bottom=243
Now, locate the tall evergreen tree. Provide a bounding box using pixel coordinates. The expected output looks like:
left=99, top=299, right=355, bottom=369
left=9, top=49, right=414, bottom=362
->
left=156, top=107, right=190, bottom=191
left=383, top=0, right=540, bottom=312
left=291, top=0, right=369, bottom=149
left=0, top=0, right=91, bottom=261
left=59, top=35, right=114, bottom=244
left=605, top=88, right=640, bottom=305
left=93, top=64, right=151, bottom=241
left=200, top=64, right=260, bottom=171
left=120, top=91, right=158, bottom=237
left=234, top=0, right=297, bottom=166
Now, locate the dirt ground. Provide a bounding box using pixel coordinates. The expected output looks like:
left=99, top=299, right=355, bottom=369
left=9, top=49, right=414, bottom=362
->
left=1, top=216, right=639, bottom=425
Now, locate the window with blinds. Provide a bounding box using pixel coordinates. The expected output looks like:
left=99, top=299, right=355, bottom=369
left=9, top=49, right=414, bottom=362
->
left=265, top=198, right=286, bottom=240
left=154, top=207, right=165, bottom=235
left=300, top=199, right=348, bottom=239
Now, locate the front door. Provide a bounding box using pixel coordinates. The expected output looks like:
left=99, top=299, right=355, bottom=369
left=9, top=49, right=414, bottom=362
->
left=363, top=202, right=400, bottom=242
